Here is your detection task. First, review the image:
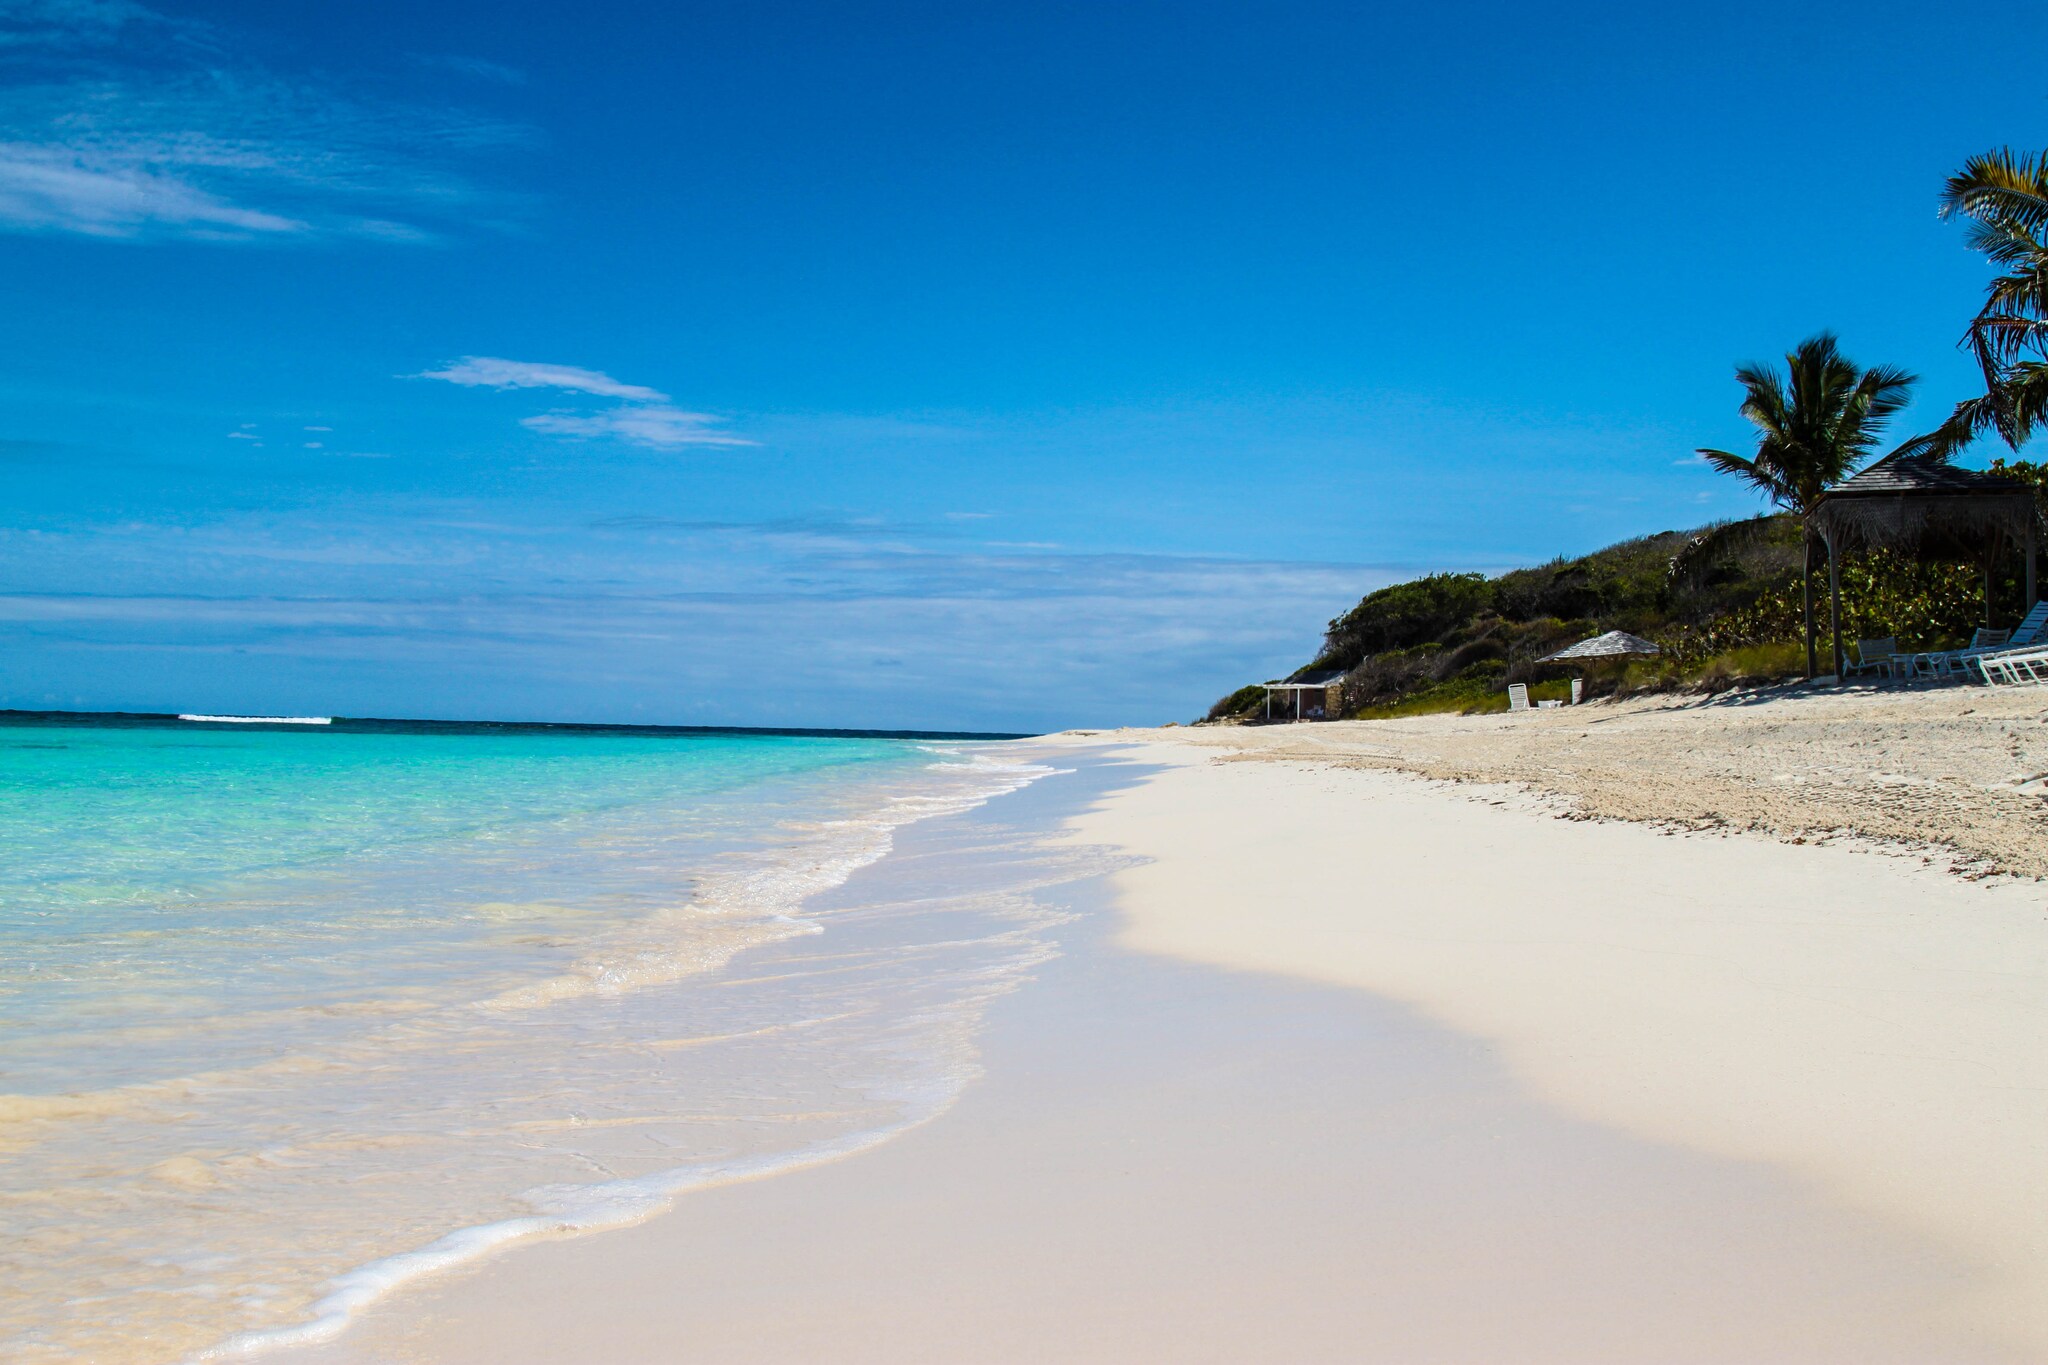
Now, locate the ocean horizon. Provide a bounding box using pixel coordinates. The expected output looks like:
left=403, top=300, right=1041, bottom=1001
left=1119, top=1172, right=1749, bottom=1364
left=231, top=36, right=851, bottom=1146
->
left=0, top=709, right=1036, bottom=742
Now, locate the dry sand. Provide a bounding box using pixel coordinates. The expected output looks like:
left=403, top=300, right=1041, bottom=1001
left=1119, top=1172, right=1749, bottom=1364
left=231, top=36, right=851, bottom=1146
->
left=273, top=685, right=2048, bottom=1363
left=1142, top=681, right=2048, bottom=876
left=1054, top=685, right=2048, bottom=1351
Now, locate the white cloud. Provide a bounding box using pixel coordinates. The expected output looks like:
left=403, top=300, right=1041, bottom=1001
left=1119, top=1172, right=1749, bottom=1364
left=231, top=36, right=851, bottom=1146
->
left=522, top=405, right=753, bottom=450
left=424, top=355, right=751, bottom=451
left=0, top=5, right=526, bottom=241
left=417, top=356, right=667, bottom=401
left=225, top=430, right=259, bottom=440
left=0, top=143, right=306, bottom=236
left=303, top=425, right=331, bottom=432
left=303, top=441, right=323, bottom=449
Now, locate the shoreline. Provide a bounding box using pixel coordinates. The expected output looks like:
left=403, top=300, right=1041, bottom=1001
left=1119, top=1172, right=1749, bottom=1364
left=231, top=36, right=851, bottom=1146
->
left=199, top=741, right=1066, bottom=1363
left=277, top=724, right=2045, bottom=1362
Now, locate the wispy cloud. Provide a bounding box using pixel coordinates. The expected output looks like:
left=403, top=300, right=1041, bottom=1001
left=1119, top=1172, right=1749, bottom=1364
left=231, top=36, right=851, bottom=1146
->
left=0, top=2, right=528, bottom=241
left=522, top=406, right=752, bottom=449
left=0, top=0, right=159, bottom=48
left=417, top=356, right=666, bottom=402
left=421, top=355, right=754, bottom=451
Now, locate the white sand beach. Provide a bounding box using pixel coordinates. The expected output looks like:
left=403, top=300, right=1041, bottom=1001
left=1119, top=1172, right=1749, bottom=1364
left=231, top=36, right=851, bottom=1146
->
left=278, top=686, right=2048, bottom=1364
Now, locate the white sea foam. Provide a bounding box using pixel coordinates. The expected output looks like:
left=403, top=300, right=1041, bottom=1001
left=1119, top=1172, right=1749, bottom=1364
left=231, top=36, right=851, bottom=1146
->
left=175, top=743, right=1067, bottom=1363
left=198, top=1091, right=955, bottom=1360
left=177, top=715, right=334, bottom=725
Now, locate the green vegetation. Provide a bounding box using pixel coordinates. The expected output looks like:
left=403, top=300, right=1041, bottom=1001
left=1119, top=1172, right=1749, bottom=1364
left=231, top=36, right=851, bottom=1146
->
left=1204, top=145, right=2048, bottom=725
left=1209, top=511, right=2039, bottom=722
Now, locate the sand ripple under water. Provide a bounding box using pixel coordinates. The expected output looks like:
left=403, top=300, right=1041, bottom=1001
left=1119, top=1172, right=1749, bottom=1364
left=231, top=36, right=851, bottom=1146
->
left=0, top=724, right=1074, bottom=1363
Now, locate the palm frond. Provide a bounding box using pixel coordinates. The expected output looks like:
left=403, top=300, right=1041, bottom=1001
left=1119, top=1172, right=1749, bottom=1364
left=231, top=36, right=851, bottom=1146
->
left=1697, top=333, right=1914, bottom=512
left=1943, top=146, right=2048, bottom=451
left=1923, top=394, right=2005, bottom=458
left=1939, top=148, right=2048, bottom=237
left=1964, top=217, right=2047, bottom=269
left=1730, top=362, right=1791, bottom=440
left=1883, top=430, right=1951, bottom=463
left=1696, top=446, right=1794, bottom=509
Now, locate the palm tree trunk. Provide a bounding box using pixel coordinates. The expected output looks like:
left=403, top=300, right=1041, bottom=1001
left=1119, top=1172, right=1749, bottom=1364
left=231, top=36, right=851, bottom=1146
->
left=1802, top=529, right=1816, bottom=679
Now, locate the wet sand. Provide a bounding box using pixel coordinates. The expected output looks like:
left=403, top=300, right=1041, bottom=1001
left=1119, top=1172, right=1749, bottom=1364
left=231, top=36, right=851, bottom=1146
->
left=275, top=751, right=2034, bottom=1364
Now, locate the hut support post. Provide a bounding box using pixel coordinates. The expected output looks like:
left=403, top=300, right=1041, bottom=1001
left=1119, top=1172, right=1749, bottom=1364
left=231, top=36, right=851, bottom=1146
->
left=2028, top=520, right=2038, bottom=608
left=1985, top=548, right=1996, bottom=630
left=1826, top=532, right=1843, bottom=683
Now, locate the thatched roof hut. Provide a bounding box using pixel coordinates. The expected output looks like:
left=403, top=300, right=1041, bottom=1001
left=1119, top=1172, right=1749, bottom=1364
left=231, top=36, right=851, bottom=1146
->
left=1810, top=455, right=2039, bottom=559
left=1809, top=455, right=2041, bottom=678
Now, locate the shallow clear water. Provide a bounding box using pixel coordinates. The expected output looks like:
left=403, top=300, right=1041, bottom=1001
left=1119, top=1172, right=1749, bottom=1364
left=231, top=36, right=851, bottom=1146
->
left=0, top=717, right=1065, bottom=1363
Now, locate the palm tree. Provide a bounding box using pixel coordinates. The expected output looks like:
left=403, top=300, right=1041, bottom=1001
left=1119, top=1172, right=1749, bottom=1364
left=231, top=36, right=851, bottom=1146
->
left=1695, top=333, right=1916, bottom=677
left=1931, top=148, right=2048, bottom=454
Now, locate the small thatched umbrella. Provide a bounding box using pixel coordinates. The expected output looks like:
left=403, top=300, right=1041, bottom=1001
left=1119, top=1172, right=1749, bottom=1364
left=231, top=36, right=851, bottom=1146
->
left=1535, top=631, right=1660, bottom=704
left=1537, top=630, right=1662, bottom=664
left=1809, top=455, right=2042, bottom=678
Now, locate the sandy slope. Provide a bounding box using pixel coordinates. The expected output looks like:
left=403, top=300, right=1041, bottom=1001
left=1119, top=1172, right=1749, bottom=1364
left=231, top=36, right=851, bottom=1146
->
left=1130, top=682, right=2048, bottom=875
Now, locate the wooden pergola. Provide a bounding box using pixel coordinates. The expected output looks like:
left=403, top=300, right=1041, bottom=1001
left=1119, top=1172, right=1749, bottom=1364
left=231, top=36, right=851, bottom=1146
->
left=1810, top=455, right=2042, bottom=679
left=1261, top=668, right=1345, bottom=721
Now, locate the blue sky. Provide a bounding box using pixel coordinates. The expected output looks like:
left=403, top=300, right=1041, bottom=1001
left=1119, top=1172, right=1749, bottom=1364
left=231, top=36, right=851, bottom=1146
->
left=0, top=0, right=2040, bottom=730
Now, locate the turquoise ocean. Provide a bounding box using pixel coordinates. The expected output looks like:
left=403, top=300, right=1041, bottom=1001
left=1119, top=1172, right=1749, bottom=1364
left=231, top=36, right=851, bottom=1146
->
left=0, top=714, right=1066, bottom=1363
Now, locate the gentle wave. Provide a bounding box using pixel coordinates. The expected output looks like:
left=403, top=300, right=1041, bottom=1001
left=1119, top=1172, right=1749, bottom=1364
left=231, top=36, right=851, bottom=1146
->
left=181, top=747, right=1062, bottom=1361
left=199, top=1082, right=960, bottom=1360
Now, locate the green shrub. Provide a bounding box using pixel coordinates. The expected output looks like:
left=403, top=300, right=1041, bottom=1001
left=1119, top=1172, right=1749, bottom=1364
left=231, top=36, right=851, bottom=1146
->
left=1321, top=573, right=1493, bottom=670
left=1232, top=507, right=2037, bottom=721
left=1204, top=684, right=1266, bottom=721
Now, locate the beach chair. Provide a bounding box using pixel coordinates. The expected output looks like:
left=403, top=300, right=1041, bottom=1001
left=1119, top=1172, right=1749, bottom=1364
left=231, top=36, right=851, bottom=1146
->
left=1843, top=637, right=1898, bottom=679
left=1952, top=601, right=2048, bottom=682
left=1904, top=626, right=2008, bottom=680
left=1507, top=683, right=1529, bottom=711
left=1982, top=644, right=2048, bottom=686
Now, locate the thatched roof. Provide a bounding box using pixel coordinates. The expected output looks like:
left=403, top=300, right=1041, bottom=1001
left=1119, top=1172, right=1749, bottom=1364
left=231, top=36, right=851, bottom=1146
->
left=1810, top=455, right=2040, bottom=554
left=1538, top=630, right=1660, bottom=662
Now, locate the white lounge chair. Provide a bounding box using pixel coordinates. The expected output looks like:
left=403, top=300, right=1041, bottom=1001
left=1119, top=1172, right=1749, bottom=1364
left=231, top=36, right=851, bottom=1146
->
left=1982, top=643, right=2048, bottom=685
left=1904, top=625, right=2010, bottom=679
left=1507, top=683, right=1530, bottom=711
left=1956, top=601, right=2048, bottom=682
left=1843, top=637, right=1898, bottom=679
